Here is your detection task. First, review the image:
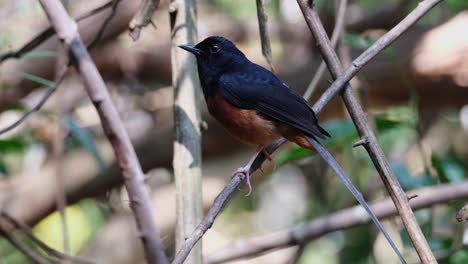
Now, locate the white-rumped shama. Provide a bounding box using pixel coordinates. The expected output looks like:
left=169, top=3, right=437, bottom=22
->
left=179, top=36, right=406, bottom=263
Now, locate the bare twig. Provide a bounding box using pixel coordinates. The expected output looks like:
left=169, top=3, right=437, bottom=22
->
left=88, top=0, right=122, bottom=50
left=205, top=181, right=468, bottom=263
left=172, top=0, right=442, bottom=261
left=0, top=0, right=122, bottom=137
left=312, top=0, right=443, bottom=113
left=0, top=0, right=114, bottom=63
left=0, top=211, right=93, bottom=264
left=303, top=0, right=347, bottom=100
left=296, top=0, right=437, bottom=262
left=255, top=0, right=274, bottom=72
left=129, top=0, right=160, bottom=41
left=0, top=66, right=69, bottom=136
left=169, top=0, right=203, bottom=263
left=37, top=1, right=167, bottom=263
left=53, top=8, right=71, bottom=253
left=0, top=223, right=52, bottom=264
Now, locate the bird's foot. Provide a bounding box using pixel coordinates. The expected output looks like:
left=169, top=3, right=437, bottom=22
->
left=233, top=166, right=253, bottom=196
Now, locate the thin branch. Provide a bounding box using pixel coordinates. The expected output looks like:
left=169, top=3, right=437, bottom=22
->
left=0, top=0, right=122, bottom=137
left=296, top=0, right=437, bottom=262
left=303, top=0, right=347, bottom=100
left=87, top=0, right=122, bottom=50
left=255, top=0, right=274, bottom=72
left=205, top=181, right=468, bottom=263
left=0, top=66, right=69, bottom=136
left=169, top=0, right=203, bottom=263
left=129, top=0, right=160, bottom=41
left=172, top=0, right=443, bottom=262
left=311, top=0, right=443, bottom=114
left=0, top=224, right=53, bottom=264
left=0, top=0, right=114, bottom=64
left=37, top=1, right=168, bottom=263
left=0, top=211, right=93, bottom=264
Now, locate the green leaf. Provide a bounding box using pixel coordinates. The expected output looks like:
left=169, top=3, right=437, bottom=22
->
left=432, top=153, right=465, bottom=183
left=428, top=238, right=453, bottom=252
left=0, top=137, right=28, bottom=153
left=344, top=33, right=374, bottom=50
left=64, top=116, right=106, bottom=170
left=0, top=154, right=7, bottom=175
left=21, top=73, right=55, bottom=87
left=391, top=162, right=436, bottom=191
left=449, top=250, right=468, bottom=264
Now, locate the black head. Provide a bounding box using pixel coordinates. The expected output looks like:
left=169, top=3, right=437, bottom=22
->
left=179, top=36, right=246, bottom=69
left=179, top=36, right=248, bottom=99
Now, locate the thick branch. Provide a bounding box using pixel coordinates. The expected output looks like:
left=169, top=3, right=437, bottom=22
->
left=205, top=181, right=468, bottom=263
left=37, top=0, right=167, bottom=263
left=169, top=0, right=203, bottom=263
left=296, top=0, right=439, bottom=262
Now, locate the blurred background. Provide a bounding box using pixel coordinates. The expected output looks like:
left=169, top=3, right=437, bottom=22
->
left=0, top=0, right=468, bottom=263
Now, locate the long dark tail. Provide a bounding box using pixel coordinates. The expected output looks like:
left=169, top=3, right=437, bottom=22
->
left=306, top=136, right=407, bottom=264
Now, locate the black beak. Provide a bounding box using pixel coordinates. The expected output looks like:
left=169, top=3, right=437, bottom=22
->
left=178, top=45, right=203, bottom=56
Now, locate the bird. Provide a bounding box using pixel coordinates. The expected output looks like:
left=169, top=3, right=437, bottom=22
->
left=179, top=36, right=406, bottom=263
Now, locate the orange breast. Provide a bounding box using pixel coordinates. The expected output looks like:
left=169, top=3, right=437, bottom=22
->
left=207, top=93, right=282, bottom=146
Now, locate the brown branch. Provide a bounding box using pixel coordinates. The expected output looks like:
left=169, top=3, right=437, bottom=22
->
left=87, top=0, right=122, bottom=50
left=0, top=0, right=114, bottom=64
left=129, top=0, right=160, bottom=41
left=37, top=1, right=167, bottom=263
left=255, top=0, right=274, bottom=72
left=205, top=181, right=468, bottom=263
left=0, top=66, right=69, bottom=135
left=0, top=223, right=53, bottom=264
left=0, top=0, right=121, bottom=137
left=312, top=0, right=443, bottom=114
left=0, top=211, right=93, bottom=264
left=303, top=0, right=348, bottom=100
left=172, top=0, right=443, bottom=262
left=296, top=0, right=438, bottom=262
left=169, top=0, right=203, bottom=263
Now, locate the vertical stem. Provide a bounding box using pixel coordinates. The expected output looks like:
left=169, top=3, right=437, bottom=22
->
left=256, top=0, right=274, bottom=72
left=54, top=0, right=70, bottom=256
left=169, top=0, right=203, bottom=263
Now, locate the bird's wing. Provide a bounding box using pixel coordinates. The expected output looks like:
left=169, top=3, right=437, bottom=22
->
left=218, top=66, right=330, bottom=139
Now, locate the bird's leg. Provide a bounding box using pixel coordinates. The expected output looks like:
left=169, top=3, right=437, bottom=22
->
left=233, top=146, right=265, bottom=196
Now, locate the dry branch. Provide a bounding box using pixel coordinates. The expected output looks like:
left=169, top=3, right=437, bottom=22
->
left=205, top=181, right=468, bottom=263
left=296, top=0, right=438, bottom=262
left=37, top=0, right=167, bottom=263
left=129, top=0, right=160, bottom=41
left=169, top=0, right=203, bottom=263
left=303, top=0, right=347, bottom=100
left=255, top=0, right=274, bottom=72
left=172, top=0, right=444, bottom=262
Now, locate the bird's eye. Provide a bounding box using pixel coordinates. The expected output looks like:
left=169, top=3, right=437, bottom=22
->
left=210, top=44, right=221, bottom=53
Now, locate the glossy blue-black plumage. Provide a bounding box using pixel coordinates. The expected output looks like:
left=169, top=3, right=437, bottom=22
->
left=189, top=36, right=330, bottom=139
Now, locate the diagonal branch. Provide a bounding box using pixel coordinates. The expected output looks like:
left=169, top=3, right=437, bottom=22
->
left=205, top=181, right=468, bottom=263
left=0, top=0, right=115, bottom=64
left=37, top=0, right=168, bottom=263
left=128, top=0, right=160, bottom=41
left=172, top=0, right=442, bottom=262
left=296, top=0, right=438, bottom=262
